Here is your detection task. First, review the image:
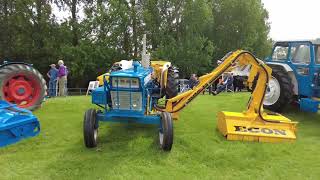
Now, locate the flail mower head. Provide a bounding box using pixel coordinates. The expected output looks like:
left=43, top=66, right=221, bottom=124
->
left=0, top=100, right=40, bottom=147
left=216, top=51, right=298, bottom=143
left=217, top=111, right=297, bottom=143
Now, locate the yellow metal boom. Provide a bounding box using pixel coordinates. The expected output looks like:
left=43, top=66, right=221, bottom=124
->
left=155, top=50, right=265, bottom=113
left=155, top=50, right=297, bottom=142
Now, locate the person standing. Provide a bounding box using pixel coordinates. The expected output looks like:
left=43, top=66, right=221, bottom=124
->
left=57, top=60, right=67, bottom=96
left=47, top=64, right=58, bottom=97
left=189, top=74, right=199, bottom=89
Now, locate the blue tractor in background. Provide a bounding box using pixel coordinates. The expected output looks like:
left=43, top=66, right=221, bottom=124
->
left=262, top=40, right=320, bottom=112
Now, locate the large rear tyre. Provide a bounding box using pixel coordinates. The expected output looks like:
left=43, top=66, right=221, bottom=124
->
left=0, top=64, right=47, bottom=110
left=159, top=112, right=173, bottom=151
left=165, top=66, right=179, bottom=99
left=264, top=68, right=293, bottom=112
left=83, top=109, right=98, bottom=148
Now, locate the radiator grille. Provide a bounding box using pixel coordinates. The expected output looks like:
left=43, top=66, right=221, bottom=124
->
left=111, top=91, right=142, bottom=111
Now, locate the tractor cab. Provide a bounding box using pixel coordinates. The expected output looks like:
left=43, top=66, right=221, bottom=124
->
left=264, top=40, right=320, bottom=112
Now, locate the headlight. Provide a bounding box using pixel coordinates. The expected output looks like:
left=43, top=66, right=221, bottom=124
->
left=112, top=77, right=139, bottom=88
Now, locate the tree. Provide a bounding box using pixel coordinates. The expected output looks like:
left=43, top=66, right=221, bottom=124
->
left=209, top=0, right=272, bottom=60
left=153, top=0, right=214, bottom=77
left=0, top=0, right=272, bottom=87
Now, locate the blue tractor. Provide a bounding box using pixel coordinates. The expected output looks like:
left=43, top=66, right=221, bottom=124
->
left=262, top=40, right=320, bottom=112
left=84, top=61, right=179, bottom=151
left=84, top=36, right=179, bottom=151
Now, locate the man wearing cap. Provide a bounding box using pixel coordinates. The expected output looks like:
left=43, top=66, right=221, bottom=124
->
left=47, top=64, right=58, bottom=97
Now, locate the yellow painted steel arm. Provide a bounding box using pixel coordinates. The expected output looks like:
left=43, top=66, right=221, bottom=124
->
left=155, top=50, right=272, bottom=116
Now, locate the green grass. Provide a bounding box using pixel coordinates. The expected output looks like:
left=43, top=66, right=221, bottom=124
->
left=1, top=94, right=320, bottom=179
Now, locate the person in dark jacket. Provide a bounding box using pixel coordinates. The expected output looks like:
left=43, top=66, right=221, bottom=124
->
left=189, top=74, right=199, bottom=89
left=233, top=75, right=244, bottom=92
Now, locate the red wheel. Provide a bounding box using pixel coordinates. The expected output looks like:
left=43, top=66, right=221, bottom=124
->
left=0, top=64, right=46, bottom=110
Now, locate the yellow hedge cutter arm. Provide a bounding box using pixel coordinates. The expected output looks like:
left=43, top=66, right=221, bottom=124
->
left=155, top=50, right=297, bottom=143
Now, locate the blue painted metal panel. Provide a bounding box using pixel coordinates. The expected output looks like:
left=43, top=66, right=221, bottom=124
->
left=300, top=98, right=320, bottom=113
left=96, top=111, right=160, bottom=125
left=92, top=86, right=109, bottom=105
left=0, top=101, right=40, bottom=147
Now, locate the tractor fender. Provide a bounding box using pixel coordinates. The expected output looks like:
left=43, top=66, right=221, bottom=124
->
left=266, top=62, right=298, bottom=95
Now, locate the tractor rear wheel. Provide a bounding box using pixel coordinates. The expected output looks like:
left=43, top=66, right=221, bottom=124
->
left=159, top=112, right=173, bottom=151
left=165, top=66, right=179, bottom=99
left=83, top=109, right=98, bottom=148
left=0, top=64, right=47, bottom=110
left=263, top=68, right=293, bottom=112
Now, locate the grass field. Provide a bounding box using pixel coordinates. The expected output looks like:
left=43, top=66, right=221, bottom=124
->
left=1, top=93, right=320, bottom=179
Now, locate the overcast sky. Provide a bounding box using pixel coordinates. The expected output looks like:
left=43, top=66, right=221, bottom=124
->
left=53, top=1, right=320, bottom=41
left=262, top=0, right=320, bottom=41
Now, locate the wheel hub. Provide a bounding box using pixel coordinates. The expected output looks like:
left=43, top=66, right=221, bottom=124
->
left=9, top=80, right=33, bottom=100
left=2, top=74, right=41, bottom=108
left=264, top=76, right=281, bottom=106
left=17, top=87, right=26, bottom=95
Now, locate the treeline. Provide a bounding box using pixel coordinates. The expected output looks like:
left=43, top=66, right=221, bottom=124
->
left=0, top=0, right=272, bottom=87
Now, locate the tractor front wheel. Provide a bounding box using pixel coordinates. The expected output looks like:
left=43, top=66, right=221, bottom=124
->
left=83, top=109, right=98, bottom=148
left=159, top=112, right=173, bottom=151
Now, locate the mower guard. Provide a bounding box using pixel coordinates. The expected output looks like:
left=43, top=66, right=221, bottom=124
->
left=0, top=101, right=40, bottom=147
left=217, top=111, right=297, bottom=143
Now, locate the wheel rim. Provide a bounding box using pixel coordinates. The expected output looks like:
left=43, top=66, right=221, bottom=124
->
left=264, top=76, right=281, bottom=106
left=2, top=73, right=41, bottom=108
left=159, top=130, right=164, bottom=146
left=93, top=128, right=98, bottom=141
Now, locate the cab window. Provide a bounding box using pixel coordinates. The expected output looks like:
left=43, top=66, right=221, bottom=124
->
left=290, top=44, right=310, bottom=64
left=272, top=46, right=289, bottom=61
left=316, top=46, right=320, bottom=64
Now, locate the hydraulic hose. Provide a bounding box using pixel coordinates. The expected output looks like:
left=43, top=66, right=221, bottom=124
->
left=241, top=51, right=281, bottom=123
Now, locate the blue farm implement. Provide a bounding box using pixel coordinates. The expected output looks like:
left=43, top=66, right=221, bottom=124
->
left=260, top=40, right=320, bottom=113
left=0, top=100, right=40, bottom=147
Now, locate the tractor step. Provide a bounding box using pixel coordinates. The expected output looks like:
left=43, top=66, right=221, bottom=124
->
left=0, top=101, right=40, bottom=147
left=217, top=111, right=297, bottom=143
